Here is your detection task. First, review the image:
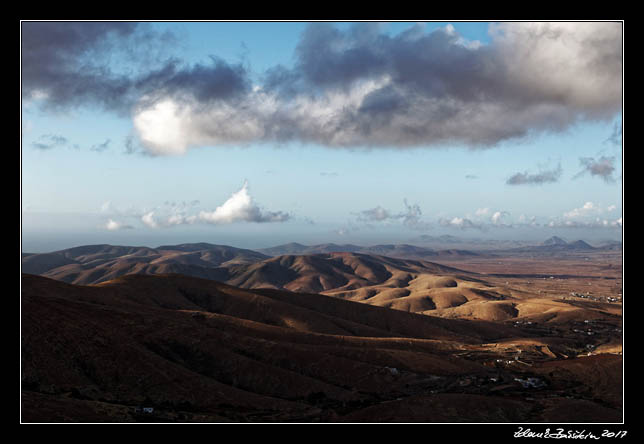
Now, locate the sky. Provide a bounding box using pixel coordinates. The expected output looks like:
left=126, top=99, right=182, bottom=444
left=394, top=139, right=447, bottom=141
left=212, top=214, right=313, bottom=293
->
left=21, top=21, right=623, bottom=252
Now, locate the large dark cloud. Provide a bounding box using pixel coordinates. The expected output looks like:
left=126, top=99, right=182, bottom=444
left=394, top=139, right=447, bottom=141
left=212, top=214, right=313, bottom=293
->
left=22, top=22, right=142, bottom=112
left=158, top=22, right=620, bottom=154
left=21, top=22, right=250, bottom=114
left=132, top=56, right=250, bottom=109
left=293, top=23, right=389, bottom=90
left=22, top=22, right=622, bottom=155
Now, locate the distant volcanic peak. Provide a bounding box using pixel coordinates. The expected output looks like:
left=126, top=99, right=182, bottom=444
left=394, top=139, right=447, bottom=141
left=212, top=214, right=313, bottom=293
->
left=568, top=240, right=595, bottom=250
left=543, top=236, right=567, bottom=246
left=540, top=238, right=594, bottom=250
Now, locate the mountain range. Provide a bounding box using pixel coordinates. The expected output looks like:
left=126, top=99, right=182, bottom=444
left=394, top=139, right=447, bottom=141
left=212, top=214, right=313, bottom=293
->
left=21, top=242, right=620, bottom=324
left=411, top=235, right=621, bottom=252
left=257, top=242, right=484, bottom=259
left=21, top=243, right=267, bottom=285
left=503, top=237, right=598, bottom=254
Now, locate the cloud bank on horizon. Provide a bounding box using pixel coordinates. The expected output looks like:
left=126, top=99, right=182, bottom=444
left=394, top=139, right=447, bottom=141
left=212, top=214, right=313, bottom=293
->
left=339, top=197, right=621, bottom=236
left=104, top=181, right=291, bottom=230
left=22, top=21, right=622, bottom=156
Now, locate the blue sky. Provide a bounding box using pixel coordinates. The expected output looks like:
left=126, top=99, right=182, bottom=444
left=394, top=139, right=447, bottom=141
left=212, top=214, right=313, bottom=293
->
left=21, top=21, right=623, bottom=252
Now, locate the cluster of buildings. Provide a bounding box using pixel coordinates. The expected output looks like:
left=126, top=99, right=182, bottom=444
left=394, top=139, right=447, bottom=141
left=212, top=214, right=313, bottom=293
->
left=567, top=292, right=621, bottom=303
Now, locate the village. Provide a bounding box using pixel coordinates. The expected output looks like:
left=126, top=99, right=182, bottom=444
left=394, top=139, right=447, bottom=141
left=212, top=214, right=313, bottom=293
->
left=565, top=291, right=621, bottom=304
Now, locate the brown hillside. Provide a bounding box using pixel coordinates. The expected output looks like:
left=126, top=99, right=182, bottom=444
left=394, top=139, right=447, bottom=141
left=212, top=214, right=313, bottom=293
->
left=21, top=273, right=622, bottom=422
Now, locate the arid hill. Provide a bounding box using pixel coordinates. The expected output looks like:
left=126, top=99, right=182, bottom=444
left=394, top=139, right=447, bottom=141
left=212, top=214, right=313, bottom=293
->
left=21, top=243, right=269, bottom=286
left=226, top=253, right=622, bottom=328
left=21, top=273, right=622, bottom=423
left=22, top=245, right=621, bottom=327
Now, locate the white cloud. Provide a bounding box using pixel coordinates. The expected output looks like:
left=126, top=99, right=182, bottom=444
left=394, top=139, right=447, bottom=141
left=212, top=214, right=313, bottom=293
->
left=491, top=211, right=512, bottom=226
left=549, top=202, right=622, bottom=229
left=133, top=99, right=191, bottom=156
left=141, top=211, right=159, bottom=228
left=198, top=181, right=290, bottom=224
left=547, top=217, right=622, bottom=229
left=439, top=216, right=484, bottom=230
left=140, top=210, right=197, bottom=228
left=440, top=208, right=528, bottom=230
left=104, top=219, right=134, bottom=231
left=131, top=181, right=291, bottom=229
left=563, top=201, right=610, bottom=220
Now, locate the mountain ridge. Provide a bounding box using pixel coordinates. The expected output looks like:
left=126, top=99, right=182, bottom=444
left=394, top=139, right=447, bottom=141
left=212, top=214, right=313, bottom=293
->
left=257, top=242, right=483, bottom=259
